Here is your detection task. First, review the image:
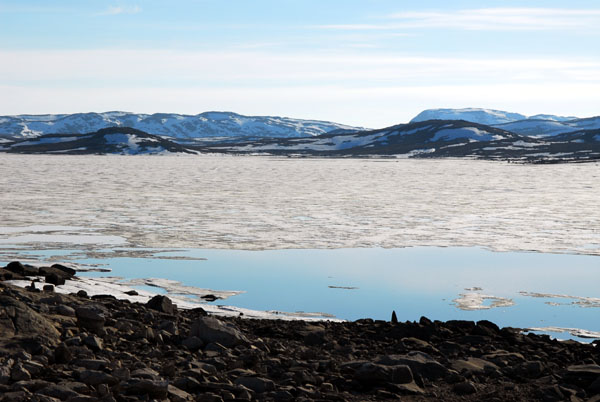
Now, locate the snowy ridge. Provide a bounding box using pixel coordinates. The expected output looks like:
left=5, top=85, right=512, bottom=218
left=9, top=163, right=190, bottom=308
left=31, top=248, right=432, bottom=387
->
left=0, top=111, right=364, bottom=139
left=411, top=108, right=580, bottom=125
left=494, top=117, right=600, bottom=138
left=410, top=108, right=599, bottom=138
left=411, top=108, right=528, bottom=125
left=0, top=127, right=197, bottom=155
left=202, top=120, right=600, bottom=162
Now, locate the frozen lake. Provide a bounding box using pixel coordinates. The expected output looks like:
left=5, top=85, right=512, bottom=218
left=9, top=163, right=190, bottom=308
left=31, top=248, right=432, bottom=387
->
left=1, top=154, right=599, bottom=339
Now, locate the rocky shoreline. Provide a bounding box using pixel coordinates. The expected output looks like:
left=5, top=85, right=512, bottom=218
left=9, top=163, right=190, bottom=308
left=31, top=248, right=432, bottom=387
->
left=1, top=261, right=600, bottom=401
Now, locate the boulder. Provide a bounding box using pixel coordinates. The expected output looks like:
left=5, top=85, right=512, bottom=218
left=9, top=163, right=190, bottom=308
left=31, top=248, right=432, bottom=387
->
left=146, top=295, right=175, bottom=314
left=190, top=316, right=248, bottom=347
left=50, top=264, right=77, bottom=277
left=354, top=362, right=413, bottom=385
left=0, top=295, right=61, bottom=343
left=78, top=370, right=118, bottom=386
left=377, top=352, right=449, bottom=380
left=451, top=357, right=499, bottom=375
left=75, top=305, right=106, bottom=333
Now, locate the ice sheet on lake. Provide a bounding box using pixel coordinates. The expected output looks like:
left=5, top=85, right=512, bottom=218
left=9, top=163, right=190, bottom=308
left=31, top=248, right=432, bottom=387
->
left=0, top=155, right=599, bottom=256
left=526, top=326, right=600, bottom=339
left=519, top=291, right=600, bottom=308
left=5, top=277, right=339, bottom=321
left=121, top=277, right=243, bottom=300
left=453, top=291, right=515, bottom=311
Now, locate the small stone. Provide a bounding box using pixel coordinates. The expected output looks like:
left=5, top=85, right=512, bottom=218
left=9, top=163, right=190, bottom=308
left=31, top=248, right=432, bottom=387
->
left=10, top=364, right=31, bottom=382
left=181, top=336, right=204, bottom=351
left=167, top=384, right=193, bottom=401
left=56, top=305, right=76, bottom=317
left=453, top=381, right=477, bottom=395
left=83, top=335, right=103, bottom=351
left=54, top=343, right=73, bottom=364
left=43, top=285, right=54, bottom=292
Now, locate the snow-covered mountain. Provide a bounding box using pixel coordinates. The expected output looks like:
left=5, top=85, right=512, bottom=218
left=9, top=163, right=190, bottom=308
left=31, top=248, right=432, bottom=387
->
left=494, top=117, right=600, bottom=137
left=200, top=120, right=600, bottom=163
left=0, top=127, right=196, bottom=155
left=411, top=108, right=528, bottom=125
left=410, top=108, right=579, bottom=126
left=0, top=111, right=364, bottom=139
left=207, top=120, right=520, bottom=155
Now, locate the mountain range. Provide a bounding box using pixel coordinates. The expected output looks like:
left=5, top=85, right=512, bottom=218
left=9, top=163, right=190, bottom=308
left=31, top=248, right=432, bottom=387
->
left=0, top=111, right=363, bottom=140
left=1, top=108, right=599, bottom=163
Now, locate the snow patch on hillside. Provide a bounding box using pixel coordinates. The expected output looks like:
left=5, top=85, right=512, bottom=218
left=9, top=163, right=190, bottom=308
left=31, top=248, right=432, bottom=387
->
left=430, top=127, right=503, bottom=142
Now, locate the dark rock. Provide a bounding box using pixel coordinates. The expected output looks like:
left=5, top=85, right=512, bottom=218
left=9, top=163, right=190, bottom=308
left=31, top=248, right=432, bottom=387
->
left=44, top=273, right=65, bottom=286
left=54, top=343, right=73, bottom=364
left=537, top=384, right=565, bottom=401
left=146, top=295, right=175, bottom=314
left=181, top=336, right=204, bottom=351
left=514, top=360, right=546, bottom=379
left=167, top=384, right=193, bottom=401
left=75, top=305, right=106, bottom=333
left=190, top=316, right=248, bottom=347
left=50, top=264, right=77, bottom=277
left=453, top=381, right=477, bottom=395
left=452, top=357, right=499, bottom=375
left=72, top=359, right=109, bottom=370
left=78, top=370, right=118, bottom=386
left=38, top=384, right=82, bottom=400
left=377, top=352, right=449, bottom=380
left=124, top=290, right=138, bottom=296
left=6, top=262, right=39, bottom=276
left=82, top=335, right=103, bottom=351
left=121, top=379, right=169, bottom=398
left=354, top=362, right=413, bottom=385
left=10, top=364, right=31, bottom=382
left=391, top=311, right=398, bottom=323
left=131, top=367, right=161, bottom=380
left=0, top=294, right=61, bottom=342
left=42, top=285, right=54, bottom=292
left=234, top=376, right=275, bottom=393
left=56, top=304, right=76, bottom=317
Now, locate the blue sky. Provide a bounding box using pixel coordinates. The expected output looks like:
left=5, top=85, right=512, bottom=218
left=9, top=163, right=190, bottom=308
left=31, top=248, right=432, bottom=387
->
left=1, top=0, right=599, bottom=127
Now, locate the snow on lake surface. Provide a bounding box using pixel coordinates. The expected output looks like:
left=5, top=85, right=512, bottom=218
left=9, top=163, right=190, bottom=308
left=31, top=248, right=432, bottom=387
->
left=0, top=154, right=599, bottom=254
left=0, top=154, right=599, bottom=339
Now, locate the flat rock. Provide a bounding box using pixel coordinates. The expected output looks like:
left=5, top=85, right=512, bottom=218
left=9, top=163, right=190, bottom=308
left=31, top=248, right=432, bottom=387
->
left=377, top=352, right=449, bottom=380
left=234, top=376, right=275, bottom=393
left=452, top=357, right=499, bottom=375
left=190, top=316, right=248, bottom=347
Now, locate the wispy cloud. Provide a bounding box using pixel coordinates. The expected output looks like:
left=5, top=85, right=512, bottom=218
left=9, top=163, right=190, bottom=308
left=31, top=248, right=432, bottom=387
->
left=320, top=8, right=600, bottom=32
left=100, top=5, right=141, bottom=16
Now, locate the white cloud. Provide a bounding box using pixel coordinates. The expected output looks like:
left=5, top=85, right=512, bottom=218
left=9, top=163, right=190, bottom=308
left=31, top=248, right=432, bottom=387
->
left=100, top=5, right=141, bottom=16
left=321, top=8, right=600, bottom=31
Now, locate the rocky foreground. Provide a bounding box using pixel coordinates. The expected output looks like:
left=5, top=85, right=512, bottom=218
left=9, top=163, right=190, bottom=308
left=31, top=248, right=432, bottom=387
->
left=1, top=261, right=600, bottom=401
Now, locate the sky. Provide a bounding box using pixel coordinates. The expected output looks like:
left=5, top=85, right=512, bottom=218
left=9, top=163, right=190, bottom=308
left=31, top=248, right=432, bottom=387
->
left=0, top=0, right=599, bottom=128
